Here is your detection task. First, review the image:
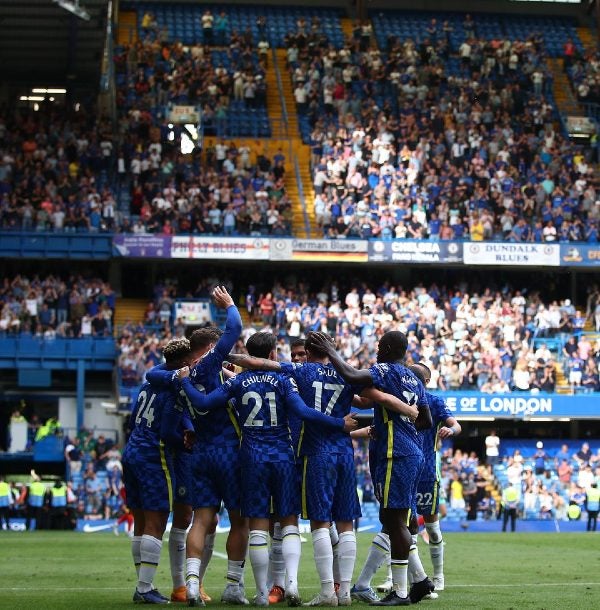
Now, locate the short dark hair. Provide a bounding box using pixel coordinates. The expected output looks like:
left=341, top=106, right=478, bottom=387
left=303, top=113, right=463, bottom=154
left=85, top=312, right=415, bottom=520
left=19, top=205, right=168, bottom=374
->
left=246, top=332, right=277, bottom=359
left=290, top=338, right=306, bottom=350
left=408, top=363, right=427, bottom=384
left=378, top=331, right=408, bottom=362
left=410, top=362, right=431, bottom=384
left=189, top=327, right=223, bottom=351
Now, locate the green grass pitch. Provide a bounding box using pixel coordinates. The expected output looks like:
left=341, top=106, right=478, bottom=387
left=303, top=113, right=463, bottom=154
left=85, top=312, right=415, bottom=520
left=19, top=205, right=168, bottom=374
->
left=0, top=531, right=598, bottom=609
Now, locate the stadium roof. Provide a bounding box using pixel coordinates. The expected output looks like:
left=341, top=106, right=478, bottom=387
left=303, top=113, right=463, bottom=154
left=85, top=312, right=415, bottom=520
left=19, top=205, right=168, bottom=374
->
left=0, top=0, right=108, bottom=87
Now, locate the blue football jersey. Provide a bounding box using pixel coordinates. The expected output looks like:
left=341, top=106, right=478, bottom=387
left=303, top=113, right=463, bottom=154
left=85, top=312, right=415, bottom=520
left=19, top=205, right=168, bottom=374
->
left=280, top=362, right=359, bottom=457
left=180, top=369, right=346, bottom=462
left=369, top=362, right=427, bottom=459
left=188, top=305, right=242, bottom=446
left=419, top=392, right=453, bottom=480
left=127, top=382, right=175, bottom=451
left=146, top=305, right=242, bottom=447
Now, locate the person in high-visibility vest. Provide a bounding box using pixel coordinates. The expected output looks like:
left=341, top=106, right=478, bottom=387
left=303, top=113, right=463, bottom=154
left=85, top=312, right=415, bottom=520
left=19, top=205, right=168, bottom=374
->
left=26, top=478, right=47, bottom=531
left=567, top=501, right=582, bottom=521
left=0, top=476, right=12, bottom=531
left=50, top=481, right=68, bottom=530
left=35, top=417, right=61, bottom=442
left=501, top=483, right=520, bottom=532
left=585, top=483, right=600, bottom=531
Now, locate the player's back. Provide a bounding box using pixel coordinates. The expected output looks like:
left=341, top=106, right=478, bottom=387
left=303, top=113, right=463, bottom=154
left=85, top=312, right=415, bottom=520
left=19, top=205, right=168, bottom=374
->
left=369, top=361, right=424, bottom=459
left=282, top=361, right=356, bottom=456
left=126, top=382, right=173, bottom=452
left=224, top=369, right=295, bottom=461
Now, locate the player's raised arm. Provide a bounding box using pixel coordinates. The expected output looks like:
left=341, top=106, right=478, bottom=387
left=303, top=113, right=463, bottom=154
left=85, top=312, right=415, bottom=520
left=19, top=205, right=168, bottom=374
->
left=227, top=353, right=281, bottom=372
left=284, top=377, right=357, bottom=432
left=359, top=387, right=419, bottom=421
left=178, top=367, right=232, bottom=414
left=212, top=286, right=242, bottom=357
left=308, top=331, right=373, bottom=386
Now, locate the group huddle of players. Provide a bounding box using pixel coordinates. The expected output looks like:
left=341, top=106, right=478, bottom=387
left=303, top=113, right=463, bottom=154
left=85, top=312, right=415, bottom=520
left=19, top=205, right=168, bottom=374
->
left=122, top=286, right=461, bottom=606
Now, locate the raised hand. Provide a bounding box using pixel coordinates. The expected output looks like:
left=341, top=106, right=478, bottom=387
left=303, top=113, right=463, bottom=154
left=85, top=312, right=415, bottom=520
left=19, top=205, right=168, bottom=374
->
left=306, top=331, right=336, bottom=355
left=212, top=285, right=234, bottom=309
left=176, top=366, right=190, bottom=379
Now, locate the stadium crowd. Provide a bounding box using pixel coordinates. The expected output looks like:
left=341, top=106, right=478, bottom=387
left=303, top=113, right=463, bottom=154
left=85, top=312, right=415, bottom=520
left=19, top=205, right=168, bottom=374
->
left=0, top=100, right=292, bottom=237
left=0, top=274, right=115, bottom=338
left=121, top=141, right=292, bottom=237
left=114, top=36, right=268, bottom=113
left=0, top=108, right=120, bottom=233
left=568, top=49, right=600, bottom=104
left=113, top=278, right=600, bottom=393
left=3, top=426, right=126, bottom=526
left=282, top=22, right=600, bottom=241
left=240, top=280, right=600, bottom=393
left=494, top=440, right=600, bottom=523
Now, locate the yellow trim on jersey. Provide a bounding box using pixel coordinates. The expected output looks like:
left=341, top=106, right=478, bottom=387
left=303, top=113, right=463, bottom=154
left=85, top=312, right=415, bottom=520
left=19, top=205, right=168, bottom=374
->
left=219, top=370, right=241, bottom=440
left=301, top=456, right=308, bottom=519
left=159, top=441, right=173, bottom=510
left=297, top=423, right=305, bottom=458
left=434, top=423, right=442, bottom=479
left=430, top=481, right=439, bottom=516
left=386, top=420, right=393, bottom=459
left=382, top=409, right=394, bottom=508
left=227, top=404, right=242, bottom=439
left=405, top=508, right=411, bottom=526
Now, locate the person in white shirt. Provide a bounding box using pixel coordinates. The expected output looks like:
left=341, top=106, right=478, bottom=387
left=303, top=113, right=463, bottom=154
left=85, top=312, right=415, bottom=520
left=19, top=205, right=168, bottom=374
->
left=294, top=85, right=308, bottom=113
left=485, top=430, right=500, bottom=465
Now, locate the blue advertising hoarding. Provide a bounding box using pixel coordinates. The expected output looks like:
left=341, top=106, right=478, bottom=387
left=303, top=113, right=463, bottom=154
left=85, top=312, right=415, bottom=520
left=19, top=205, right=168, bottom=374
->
left=368, top=240, right=463, bottom=263
left=352, top=392, right=600, bottom=419
left=560, top=243, right=600, bottom=266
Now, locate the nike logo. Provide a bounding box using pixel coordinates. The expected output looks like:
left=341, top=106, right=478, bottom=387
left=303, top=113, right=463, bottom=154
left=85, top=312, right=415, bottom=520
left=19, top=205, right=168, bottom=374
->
left=82, top=523, right=113, bottom=533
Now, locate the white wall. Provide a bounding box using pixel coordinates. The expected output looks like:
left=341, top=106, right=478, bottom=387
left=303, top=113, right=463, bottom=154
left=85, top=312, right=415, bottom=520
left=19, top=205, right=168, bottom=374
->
left=58, top=396, right=123, bottom=442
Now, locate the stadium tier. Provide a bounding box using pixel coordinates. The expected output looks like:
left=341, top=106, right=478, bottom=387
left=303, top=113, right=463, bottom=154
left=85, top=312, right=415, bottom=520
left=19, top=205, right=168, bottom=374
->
left=2, top=5, right=600, bottom=609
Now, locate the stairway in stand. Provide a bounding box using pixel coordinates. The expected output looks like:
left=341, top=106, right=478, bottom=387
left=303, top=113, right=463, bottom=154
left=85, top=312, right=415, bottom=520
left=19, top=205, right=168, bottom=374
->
left=272, top=49, right=315, bottom=237
left=113, top=298, right=148, bottom=331
left=576, top=26, right=598, bottom=54
left=340, top=17, right=355, bottom=42
left=547, top=58, right=581, bottom=117
left=117, top=11, right=138, bottom=46
left=265, top=51, right=290, bottom=139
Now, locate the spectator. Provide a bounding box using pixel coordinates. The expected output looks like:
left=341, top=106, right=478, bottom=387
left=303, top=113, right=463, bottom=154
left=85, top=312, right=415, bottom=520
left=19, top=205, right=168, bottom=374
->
left=485, top=430, right=501, bottom=465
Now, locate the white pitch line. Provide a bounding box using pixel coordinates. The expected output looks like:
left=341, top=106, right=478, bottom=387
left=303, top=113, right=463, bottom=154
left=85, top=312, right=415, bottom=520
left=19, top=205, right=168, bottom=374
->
left=0, top=582, right=598, bottom=592
left=448, top=583, right=600, bottom=588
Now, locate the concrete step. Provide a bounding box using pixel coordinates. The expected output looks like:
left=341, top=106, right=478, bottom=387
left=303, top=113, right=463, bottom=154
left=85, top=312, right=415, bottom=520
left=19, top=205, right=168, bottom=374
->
left=114, top=298, right=148, bottom=329
left=118, top=11, right=138, bottom=46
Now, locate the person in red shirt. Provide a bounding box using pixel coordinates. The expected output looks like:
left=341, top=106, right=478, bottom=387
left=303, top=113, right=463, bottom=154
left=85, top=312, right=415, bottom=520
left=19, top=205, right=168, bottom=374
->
left=259, top=292, right=274, bottom=325
left=563, top=39, right=576, bottom=69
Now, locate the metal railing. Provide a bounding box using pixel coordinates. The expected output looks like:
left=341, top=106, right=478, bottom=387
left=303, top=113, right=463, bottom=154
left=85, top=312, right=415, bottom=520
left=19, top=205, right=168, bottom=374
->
left=271, top=46, right=289, bottom=139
